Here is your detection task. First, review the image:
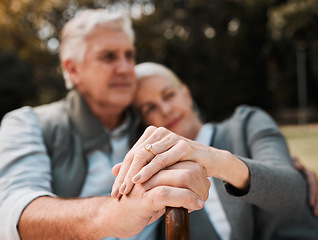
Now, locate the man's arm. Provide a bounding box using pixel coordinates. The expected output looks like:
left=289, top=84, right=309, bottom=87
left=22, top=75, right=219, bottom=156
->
left=0, top=107, right=56, bottom=240
left=18, top=161, right=208, bottom=240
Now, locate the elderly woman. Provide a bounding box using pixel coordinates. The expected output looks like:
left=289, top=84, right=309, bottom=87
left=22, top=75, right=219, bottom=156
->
left=112, top=62, right=318, bottom=239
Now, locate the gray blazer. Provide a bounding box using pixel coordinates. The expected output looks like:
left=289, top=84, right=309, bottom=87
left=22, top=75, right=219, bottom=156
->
left=178, top=106, right=318, bottom=240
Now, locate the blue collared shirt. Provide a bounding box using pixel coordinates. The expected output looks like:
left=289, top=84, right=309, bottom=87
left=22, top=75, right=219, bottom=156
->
left=0, top=107, right=158, bottom=240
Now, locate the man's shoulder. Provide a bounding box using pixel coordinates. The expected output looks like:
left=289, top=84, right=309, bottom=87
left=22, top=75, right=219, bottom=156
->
left=33, top=99, right=66, bottom=117
left=1, top=106, right=40, bottom=131
left=33, top=99, right=70, bottom=136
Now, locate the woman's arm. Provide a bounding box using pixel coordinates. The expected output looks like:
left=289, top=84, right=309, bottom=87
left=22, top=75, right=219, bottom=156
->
left=111, top=107, right=310, bottom=215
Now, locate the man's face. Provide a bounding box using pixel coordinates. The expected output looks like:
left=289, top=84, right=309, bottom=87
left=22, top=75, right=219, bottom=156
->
left=70, top=26, right=136, bottom=111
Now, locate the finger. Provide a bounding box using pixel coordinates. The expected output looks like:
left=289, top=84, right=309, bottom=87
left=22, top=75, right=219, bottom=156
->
left=121, top=146, right=156, bottom=195
left=111, top=126, right=158, bottom=197
left=130, top=133, right=180, bottom=184
left=133, top=139, right=190, bottom=184
left=132, top=125, right=159, bottom=149
left=292, top=155, right=303, bottom=170
left=144, top=186, right=205, bottom=212
left=164, top=161, right=210, bottom=201
left=111, top=151, right=134, bottom=198
left=121, top=127, right=174, bottom=194
left=112, top=163, right=122, bottom=177
left=143, top=167, right=210, bottom=201
left=304, top=169, right=318, bottom=207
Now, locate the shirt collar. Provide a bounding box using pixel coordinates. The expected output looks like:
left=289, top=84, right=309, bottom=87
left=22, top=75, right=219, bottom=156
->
left=65, top=90, right=139, bottom=153
left=108, top=112, right=131, bottom=139
left=195, top=123, right=214, bottom=146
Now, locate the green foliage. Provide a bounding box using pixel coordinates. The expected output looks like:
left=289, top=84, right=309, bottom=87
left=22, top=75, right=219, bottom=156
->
left=0, top=0, right=317, bottom=122
left=135, top=0, right=272, bottom=120
left=0, top=51, right=36, bottom=119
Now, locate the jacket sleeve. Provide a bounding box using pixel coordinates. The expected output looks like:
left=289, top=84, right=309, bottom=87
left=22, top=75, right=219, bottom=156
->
left=224, top=106, right=307, bottom=214
left=0, top=107, right=55, bottom=240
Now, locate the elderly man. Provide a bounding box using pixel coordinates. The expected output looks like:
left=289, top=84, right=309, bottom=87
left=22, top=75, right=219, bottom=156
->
left=0, top=9, right=208, bottom=240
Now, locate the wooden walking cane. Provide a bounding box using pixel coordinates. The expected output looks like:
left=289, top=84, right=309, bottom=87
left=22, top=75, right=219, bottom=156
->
left=165, top=207, right=189, bottom=240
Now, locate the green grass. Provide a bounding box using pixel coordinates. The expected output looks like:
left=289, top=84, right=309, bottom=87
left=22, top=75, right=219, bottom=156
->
left=280, top=124, right=318, bottom=174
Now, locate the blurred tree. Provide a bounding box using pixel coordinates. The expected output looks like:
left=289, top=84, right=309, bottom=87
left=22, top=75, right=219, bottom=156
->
left=0, top=0, right=317, bottom=123
left=267, top=0, right=318, bottom=122
left=0, top=51, right=36, bottom=120
left=135, top=0, right=273, bottom=120
left=0, top=0, right=120, bottom=116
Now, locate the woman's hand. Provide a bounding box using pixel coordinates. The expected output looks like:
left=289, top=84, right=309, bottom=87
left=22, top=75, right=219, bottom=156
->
left=111, top=126, right=200, bottom=198
left=293, top=156, right=318, bottom=216
left=111, top=126, right=250, bottom=198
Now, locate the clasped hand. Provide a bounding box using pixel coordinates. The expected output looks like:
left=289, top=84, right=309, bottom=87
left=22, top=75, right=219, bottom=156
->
left=111, top=126, right=213, bottom=209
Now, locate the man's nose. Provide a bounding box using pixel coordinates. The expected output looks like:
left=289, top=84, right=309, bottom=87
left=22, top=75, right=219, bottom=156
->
left=116, top=56, right=133, bottom=74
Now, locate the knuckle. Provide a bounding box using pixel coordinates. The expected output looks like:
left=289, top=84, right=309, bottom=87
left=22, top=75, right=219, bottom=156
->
left=177, top=139, right=189, bottom=153
left=179, top=169, right=192, bottom=186
left=197, top=164, right=207, bottom=177
left=152, top=127, right=167, bottom=140
left=166, top=132, right=176, bottom=141
left=134, top=150, right=148, bottom=162
left=153, top=154, right=167, bottom=168
left=157, top=187, right=170, bottom=202
left=191, top=162, right=201, bottom=172
left=186, top=162, right=204, bottom=178
left=144, top=191, right=155, bottom=207
left=157, top=126, right=169, bottom=133
left=185, top=192, right=196, bottom=206
left=178, top=139, right=188, bottom=147
left=145, top=125, right=157, bottom=134
left=124, top=152, right=134, bottom=163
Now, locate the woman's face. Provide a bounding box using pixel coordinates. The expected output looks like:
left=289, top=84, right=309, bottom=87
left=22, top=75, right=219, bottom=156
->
left=134, top=75, right=202, bottom=140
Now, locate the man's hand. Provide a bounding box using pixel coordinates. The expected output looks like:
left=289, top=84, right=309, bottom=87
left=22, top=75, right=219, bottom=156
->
left=110, top=160, right=209, bottom=238
left=18, top=161, right=208, bottom=240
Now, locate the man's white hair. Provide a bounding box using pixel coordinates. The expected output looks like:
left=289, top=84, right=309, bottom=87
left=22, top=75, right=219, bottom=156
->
left=59, top=9, right=134, bottom=89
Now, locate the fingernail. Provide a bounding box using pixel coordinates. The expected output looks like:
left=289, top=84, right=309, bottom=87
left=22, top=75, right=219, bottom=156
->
left=111, top=187, right=118, bottom=198
left=119, top=183, right=126, bottom=194
left=197, top=199, right=204, bottom=208
left=132, top=174, right=141, bottom=183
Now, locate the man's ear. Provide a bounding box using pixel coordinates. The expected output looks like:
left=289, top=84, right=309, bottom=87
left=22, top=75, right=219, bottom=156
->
left=62, top=59, right=81, bottom=85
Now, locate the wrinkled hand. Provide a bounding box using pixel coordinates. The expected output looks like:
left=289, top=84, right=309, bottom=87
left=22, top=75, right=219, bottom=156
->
left=111, top=126, right=212, bottom=199
left=293, top=156, right=318, bottom=216
left=110, top=161, right=210, bottom=238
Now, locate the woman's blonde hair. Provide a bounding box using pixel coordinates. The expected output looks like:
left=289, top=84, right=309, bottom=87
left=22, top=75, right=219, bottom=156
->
left=134, top=62, right=183, bottom=87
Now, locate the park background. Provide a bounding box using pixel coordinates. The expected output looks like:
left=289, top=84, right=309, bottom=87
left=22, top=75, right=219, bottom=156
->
left=0, top=0, right=317, bottom=172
